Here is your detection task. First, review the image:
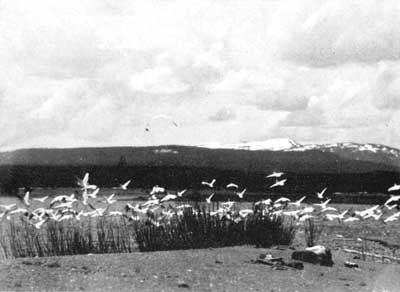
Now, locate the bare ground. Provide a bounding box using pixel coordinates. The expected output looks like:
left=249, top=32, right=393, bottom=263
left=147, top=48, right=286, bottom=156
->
left=0, top=246, right=399, bottom=292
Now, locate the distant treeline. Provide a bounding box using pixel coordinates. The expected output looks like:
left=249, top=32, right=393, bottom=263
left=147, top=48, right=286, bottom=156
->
left=0, top=164, right=398, bottom=202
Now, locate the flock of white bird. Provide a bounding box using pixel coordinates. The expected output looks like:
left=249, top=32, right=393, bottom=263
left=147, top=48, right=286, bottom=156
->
left=1, top=172, right=400, bottom=231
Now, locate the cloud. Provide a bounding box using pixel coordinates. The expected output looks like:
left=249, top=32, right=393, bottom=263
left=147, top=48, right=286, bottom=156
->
left=130, top=66, right=189, bottom=94
left=209, top=107, right=236, bottom=122
left=275, top=0, right=400, bottom=67
left=0, top=0, right=400, bottom=150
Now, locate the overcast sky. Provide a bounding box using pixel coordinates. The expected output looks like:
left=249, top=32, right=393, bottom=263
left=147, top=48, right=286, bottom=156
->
left=1, top=0, right=400, bottom=151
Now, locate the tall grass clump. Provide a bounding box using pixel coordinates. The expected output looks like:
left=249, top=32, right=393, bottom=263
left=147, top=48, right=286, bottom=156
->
left=134, top=206, right=297, bottom=251
left=304, top=217, right=324, bottom=247
left=0, top=217, right=136, bottom=259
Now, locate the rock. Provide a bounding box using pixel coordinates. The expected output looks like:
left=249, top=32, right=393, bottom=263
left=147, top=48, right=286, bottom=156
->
left=285, top=261, right=304, bottom=270
left=177, top=281, right=190, bottom=289
left=291, top=248, right=334, bottom=266
left=344, top=261, right=359, bottom=268
left=45, top=261, right=61, bottom=268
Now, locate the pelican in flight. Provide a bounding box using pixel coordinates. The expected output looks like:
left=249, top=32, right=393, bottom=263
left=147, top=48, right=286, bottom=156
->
left=23, top=191, right=30, bottom=206
left=33, top=196, right=48, bottom=203
left=269, top=179, right=287, bottom=188
left=206, top=193, right=215, bottom=204
left=0, top=204, right=16, bottom=211
left=177, top=189, right=187, bottom=197
left=160, top=193, right=178, bottom=203
left=236, top=188, right=246, bottom=199
left=104, top=193, right=117, bottom=205
left=288, top=196, right=306, bottom=207
left=313, top=199, right=331, bottom=209
left=120, top=180, right=131, bottom=190
left=266, top=172, right=284, bottom=178
left=384, top=195, right=400, bottom=206
left=150, top=185, right=165, bottom=195
left=388, top=184, right=400, bottom=192
left=226, top=183, right=239, bottom=189
left=316, top=187, right=328, bottom=199
left=384, top=211, right=400, bottom=223
left=77, top=173, right=97, bottom=190
left=202, top=179, right=216, bottom=188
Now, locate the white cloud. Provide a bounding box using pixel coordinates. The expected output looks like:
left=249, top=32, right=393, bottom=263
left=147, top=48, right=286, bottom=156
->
left=0, top=0, right=399, bottom=150
left=130, top=66, right=189, bottom=94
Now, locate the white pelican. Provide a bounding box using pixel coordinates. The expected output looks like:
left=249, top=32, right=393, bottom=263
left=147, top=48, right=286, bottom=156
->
left=33, top=196, right=48, bottom=203
left=266, top=172, right=284, bottom=178
left=269, top=179, right=287, bottom=188
left=150, top=185, right=165, bottom=195
left=326, top=210, right=348, bottom=221
left=384, top=212, right=400, bottom=223
left=384, top=195, right=400, bottom=206
left=385, top=204, right=397, bottom=210
left=226, top=183, right=239, bottom=189
left=142, top=198, right=160, bottom=207
left=77, top=172, right=97, bottom=190
left=343, top=217, right=360, bottom=223
left=316, top=187, right=327, bottom=199
left=87, top=188, right=99, bottom=199
left=236, top=188, right=247, bottom=199
left=300, top=206, right=314, bottom=214
left=221, top=201, right=235, bottom=210
left=104, top=193, right=117, bottom=205
left=120, top=180, right=131, bottom=190
left=23, top=191, right=30, bottom=206
left=255, top=199, right=272, bottom=206
left=299, top=214, right=315, bottom=222
left=160, top=193, right=178, bottom=203
left=320, top=206, right=337, bottom=213
left=0, top=204, right=16, bottom=211
left=202, top=179, right=216, bottom=188
left=275, top=197, right=291, bottom=204
left=388, top=184, right=400, bottom=192
left=288, top=196, right=306, bottom=207
left=313, top=199, right=331, bottom=209
left=239, top=209, right=253, bottom=217
left=9, top=208, right=28, bottom=215
left=206, top=193, right=215, bottom=204
left=177, top=189, right=187, bottom=197
left=108, top=211, right=123, bottom=216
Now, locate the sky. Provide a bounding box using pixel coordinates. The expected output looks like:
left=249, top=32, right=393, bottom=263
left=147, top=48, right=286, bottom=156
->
left=1, top=0, right=400, bottom=151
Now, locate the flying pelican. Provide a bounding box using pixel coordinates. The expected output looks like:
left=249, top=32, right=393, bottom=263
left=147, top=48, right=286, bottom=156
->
left=142, top=198, right=160, bottom=207
left=77, top=172, right=97, bottom=190
left=275, top=197, right=291, bottom=204
left=177, top=189, right=187, bottom=197
left=236, top=188, right=247, bottom=199
left=288, top=196, right=306, bottom=207
left=202, top=179, right=216, bottom=188
left=385, top=204, right=397, bottom=210
left=150, top=185, right=165, bottom=195
left=255, top=199, right=272, bottom=206
left=299, top=214, right=315, bottom=222
left=326, top=210, right=348, bottom=221
left=0, top=204, right=16, bottom=211
left=320, top=206, right=338, bottom=213
left=108, top=211, right=123, bottom=216
left=388, top=184, right=400, bottom=192
left=269, top=179, right=287, bottom=188
left=104, top=193, right=117, bottom=205
left=9, top=208, right=28, bottom=215
left=384, top=212, right=400, bottom=223
left=23, top=191, right=30, bottom=206
left=226, top=183, right=239, bottom=189
left=160, top=193, right=178, bottom=203
left=206, top=193, right=215, bottom=204
left=343, top=217, right=360, bottom=223
left=221, top=201, right=235, bottom=210
left=384, top=195, right=400, bottom=206
left=145, top=115, right=178, bottom=132
left=120, top=180, right=131, bottom=190
left=266, top=172, right=284, bottom=178
left=316, top=187, right=328, bottom=199
left=313, top=199, right=331, bottom=209
left=239, top=209, right=253, bottom=218
left=33, top=196, right=48, bottom=203
left=50, top=194, right=76, bottom=206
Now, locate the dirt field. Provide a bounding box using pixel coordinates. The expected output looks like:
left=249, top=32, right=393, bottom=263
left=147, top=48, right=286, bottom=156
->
left=0, top=246, right=399, bottom=292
